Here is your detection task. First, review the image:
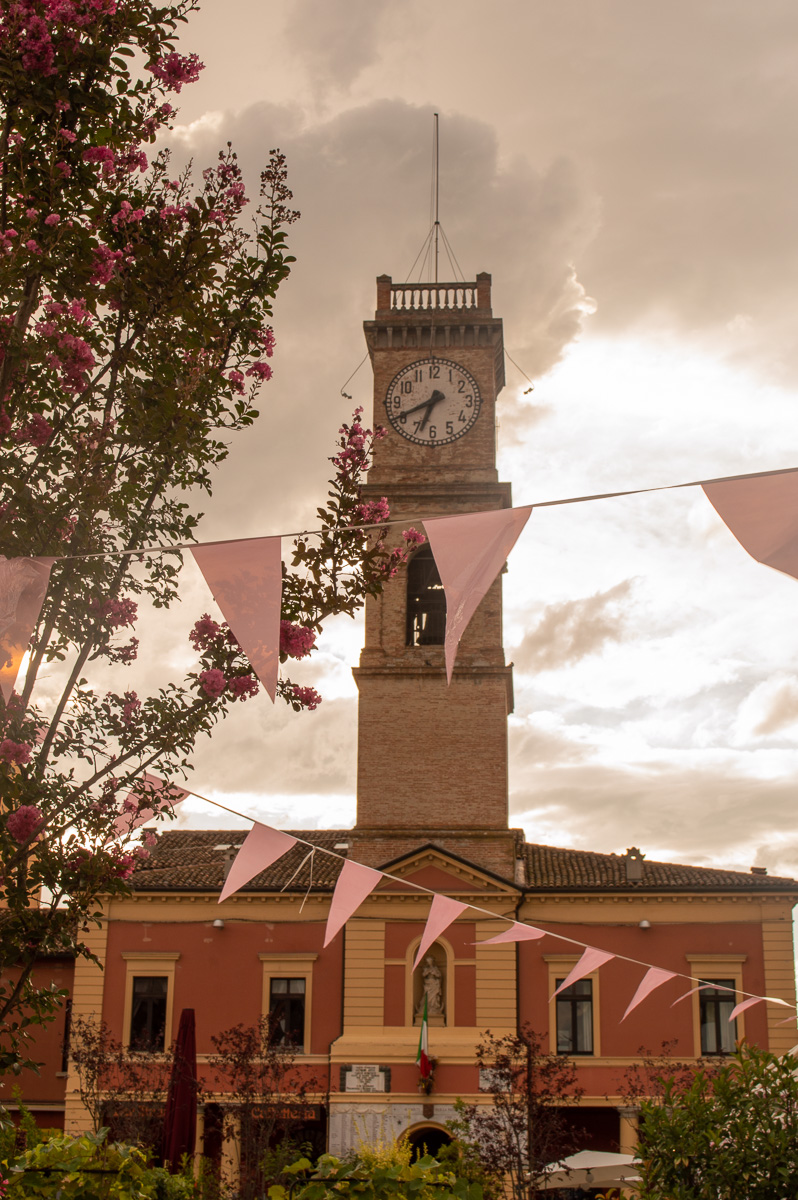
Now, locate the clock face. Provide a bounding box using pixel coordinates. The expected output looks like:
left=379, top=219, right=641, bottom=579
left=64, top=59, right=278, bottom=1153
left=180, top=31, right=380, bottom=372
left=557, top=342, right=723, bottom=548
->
left=384, top=358, right=481, bottom=446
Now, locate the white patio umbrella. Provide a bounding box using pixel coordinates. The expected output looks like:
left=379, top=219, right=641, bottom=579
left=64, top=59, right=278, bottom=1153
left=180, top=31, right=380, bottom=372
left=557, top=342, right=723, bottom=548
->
left=538, top=1150, right=641, bottom=1191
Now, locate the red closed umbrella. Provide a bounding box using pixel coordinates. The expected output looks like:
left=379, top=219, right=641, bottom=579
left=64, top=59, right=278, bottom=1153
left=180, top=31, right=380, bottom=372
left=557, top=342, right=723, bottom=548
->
left=162, top=1007, right=198, bottom=1172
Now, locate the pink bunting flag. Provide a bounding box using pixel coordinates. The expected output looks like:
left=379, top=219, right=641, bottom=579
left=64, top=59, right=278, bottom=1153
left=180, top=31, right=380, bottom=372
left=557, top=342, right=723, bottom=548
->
left=703, top=471, right=798, bottom=581
left=671, top=982, right=730, bottom=1006
left=622, top=967, right=677, bottom=1021
left=728, top=996, right=764, bottom=1022
left=424, top=506, right=533, bottom=683
left=0, top=556, right=56, bottom=703
left=191, top=537, right=282, bottom=701
left=552, top=947, right=615, bottom=1000
left=413, top=894, right=469, bottom=970
left=113, top=772, right=189, bottom=839
left=479, top=922, right=547, bottom=945
left=219, top=822, right=297, bottom=903
left=323, top=859, right=383, bottom=948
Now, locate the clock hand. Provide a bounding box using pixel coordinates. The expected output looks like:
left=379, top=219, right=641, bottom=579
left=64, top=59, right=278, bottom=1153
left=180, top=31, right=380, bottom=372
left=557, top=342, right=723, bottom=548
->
left=402, top=398, right=435, bottom=417
left=418, top=389, right=446, bottom=431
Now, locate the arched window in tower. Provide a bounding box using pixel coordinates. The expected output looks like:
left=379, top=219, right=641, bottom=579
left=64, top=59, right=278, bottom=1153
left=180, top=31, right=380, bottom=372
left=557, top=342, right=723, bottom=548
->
left=406, top=545, right=445, bottom=646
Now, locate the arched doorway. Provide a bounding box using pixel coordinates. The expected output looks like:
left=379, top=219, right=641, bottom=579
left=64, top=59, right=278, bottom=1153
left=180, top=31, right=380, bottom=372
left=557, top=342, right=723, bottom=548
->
left=404, top=1124, right=453, bottom=1161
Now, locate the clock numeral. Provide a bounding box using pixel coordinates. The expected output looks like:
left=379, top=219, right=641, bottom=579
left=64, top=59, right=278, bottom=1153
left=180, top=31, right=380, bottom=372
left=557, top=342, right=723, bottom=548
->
left=464, top=394, right=473, bottom=407
left=413, top=420, right=423, bottom=434
left=457, top=379, right=466, bottom=393
left=429, top=365, right=440, bottom=379
left=399, top=412, right=407, bottom=424
left=391, top=396, right=401, bottom=409
left=446, top=421, right=454, bottom=435
left=428, top=425, right=437, bottom=439
left=401, top=380, right=412, bottom=394
left=458, top=411, right=466, bottom=423
left=414, top=369, right=424, bottom=382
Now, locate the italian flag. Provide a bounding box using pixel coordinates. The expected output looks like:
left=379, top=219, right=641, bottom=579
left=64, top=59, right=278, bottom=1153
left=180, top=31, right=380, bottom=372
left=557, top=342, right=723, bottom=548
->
left=416, top=994, right=431, bottom=1078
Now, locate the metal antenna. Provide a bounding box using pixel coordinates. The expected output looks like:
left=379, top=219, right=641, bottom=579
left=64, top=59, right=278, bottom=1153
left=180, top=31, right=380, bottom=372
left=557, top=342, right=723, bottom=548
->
left=433, top=112, right=440, bottom=284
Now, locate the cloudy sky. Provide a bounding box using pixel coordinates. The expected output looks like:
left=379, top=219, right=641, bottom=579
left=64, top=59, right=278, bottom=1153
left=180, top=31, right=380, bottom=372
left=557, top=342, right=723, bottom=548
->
left=102, top=0, right=798, bottom=881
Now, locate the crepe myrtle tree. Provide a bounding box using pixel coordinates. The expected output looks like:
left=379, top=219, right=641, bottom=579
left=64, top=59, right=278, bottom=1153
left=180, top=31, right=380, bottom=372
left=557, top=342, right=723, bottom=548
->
left=0, top=0, right=423, bottom=1074
left=447, top=1026, right=584, bottom=1200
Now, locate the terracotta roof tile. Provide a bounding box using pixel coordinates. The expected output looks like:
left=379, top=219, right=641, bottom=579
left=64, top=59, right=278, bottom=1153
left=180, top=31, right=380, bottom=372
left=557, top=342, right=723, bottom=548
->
left=131, top=830, right=798, bottom=895
left=524, top=842, right=798, bottom=891
left=131, top=829, right=349, bottom=893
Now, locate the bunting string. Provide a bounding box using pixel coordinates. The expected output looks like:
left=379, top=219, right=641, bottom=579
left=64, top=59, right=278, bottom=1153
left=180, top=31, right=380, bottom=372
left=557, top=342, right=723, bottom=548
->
left=6, top=462, right=798, bottom=563
left=6, top=464, right=798, bottom=701
left=144, top=780, right=796, bottom=1023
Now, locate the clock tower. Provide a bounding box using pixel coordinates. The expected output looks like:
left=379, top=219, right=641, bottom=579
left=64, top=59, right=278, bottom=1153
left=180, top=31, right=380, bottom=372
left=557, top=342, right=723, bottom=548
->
left=353, top=274, right=519, bottom=875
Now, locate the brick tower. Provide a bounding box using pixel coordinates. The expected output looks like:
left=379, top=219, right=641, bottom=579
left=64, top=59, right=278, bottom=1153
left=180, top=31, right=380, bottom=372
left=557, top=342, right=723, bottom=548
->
left=352, top=274, right=519, bottom=874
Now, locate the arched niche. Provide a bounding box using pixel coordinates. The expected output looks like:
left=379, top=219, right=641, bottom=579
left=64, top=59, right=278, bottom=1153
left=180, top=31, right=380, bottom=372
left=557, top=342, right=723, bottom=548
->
left=405, top=936, right=455, bottom=1027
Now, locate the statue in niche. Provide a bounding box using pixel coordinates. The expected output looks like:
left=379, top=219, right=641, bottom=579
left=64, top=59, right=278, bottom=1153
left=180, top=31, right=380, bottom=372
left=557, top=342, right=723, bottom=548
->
left=416, top=952, right=445, bottom=1018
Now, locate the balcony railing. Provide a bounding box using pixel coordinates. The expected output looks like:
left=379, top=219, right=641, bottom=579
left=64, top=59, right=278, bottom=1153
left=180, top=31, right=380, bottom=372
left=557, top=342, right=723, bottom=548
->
left=390, top=282, right=477, bottom=311
left=376, top=273, right=491, bottom=314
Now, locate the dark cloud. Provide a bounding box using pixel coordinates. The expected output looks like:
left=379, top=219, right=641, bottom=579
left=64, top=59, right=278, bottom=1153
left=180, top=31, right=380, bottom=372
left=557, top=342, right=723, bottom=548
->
left=512, top=579, right=635, bottom=672
left=283, top=0, right=389, bottom=94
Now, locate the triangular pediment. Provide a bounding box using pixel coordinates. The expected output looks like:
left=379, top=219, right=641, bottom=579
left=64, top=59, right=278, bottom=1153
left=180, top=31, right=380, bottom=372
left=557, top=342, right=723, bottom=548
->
left=375, top=843, right=520, bottom=898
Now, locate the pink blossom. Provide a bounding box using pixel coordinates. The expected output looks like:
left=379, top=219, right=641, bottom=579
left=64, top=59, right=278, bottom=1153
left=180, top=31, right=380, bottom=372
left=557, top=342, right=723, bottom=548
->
left=228, top=675, right=259, bottom=702
left=6, top=805, right=43, bottom=842
left=198, top=668, right=226, bottom=698
left=122, top=691, right=140, bottom=725
left=256, top=327, right=276, bottom=356
left=58, top=516, right=77, bottom=540
left=44, top=213, right=60, bottom=226
left=92, top=596, right=137, bottom=629
left=59, top=128, right=77, bottom=143
left=380, top=547, right=408, bottom=581
left=142, top=830, right=158, bottom=848
left=291, top=685, right=321, bottom=711
left=90, top=244, right=123, bottom=285
left=54, top=332, right=95, bottom=391
left=25, top=209, right=38, bottom=219
left=83, top=145, right=116, bottom=175
left=246, top=361, right=272, bottom=382
left=159, top=204, right=191, bottom=221
left=111, top=200, right=144, bottom=227
left=0, top=739, right=32, bottom=765
left=17, top=413, right=53, bottom=446
left=189, top=614, right=222, bottom=652
left=227, top=369, right=245, bottom=394
left=115, top=637, right=138, bottom=664
left=110, top=852, right=136, bottom=880
left=147, top=51, right=204, bottom=92
left=25, top=239, right=41, bottom=254
left=116, top=148, right=148, bottom=174
left=55, top=162, right=72, bottom=178
left=402, top=528, right=426, bottom=546
left=67, top=298, right=91, bottom=323
left=355, top=497, right=390, bottom=524
left=280, top=621, right=316, bottom=660
left=20, top=15, right=55, bottom=74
